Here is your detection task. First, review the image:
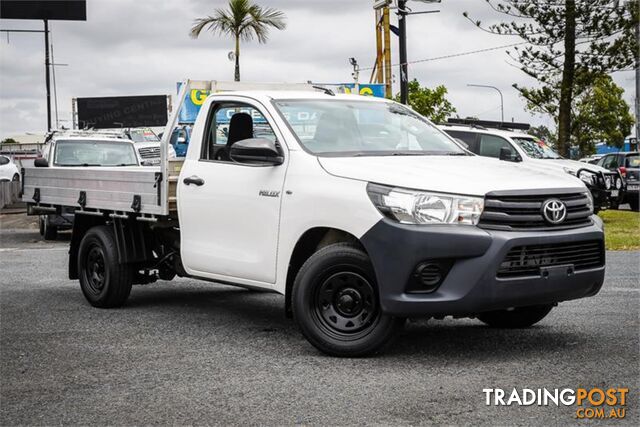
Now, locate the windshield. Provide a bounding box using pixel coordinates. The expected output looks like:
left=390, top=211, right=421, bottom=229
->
left=128, top=128, right=160, bottom=143
left=54, top=140, right=138, bottom=166
left=274, top=100, right=466, bottom=156
left=512, top=136, right=562, bottom=159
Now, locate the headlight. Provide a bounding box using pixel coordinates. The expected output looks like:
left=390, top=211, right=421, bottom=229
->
left=584, top=191, right=594, bottom=213
left=603, top=175, right=612, bottom=189
left=615, top=176, right=622, bottom=189
left=367, top=183, right=484, bottom=225
left=578, top=170, right=595, bottom=186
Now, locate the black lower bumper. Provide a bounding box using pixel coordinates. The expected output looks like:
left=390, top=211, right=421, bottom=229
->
left=360, top=218, right=605, bottom=317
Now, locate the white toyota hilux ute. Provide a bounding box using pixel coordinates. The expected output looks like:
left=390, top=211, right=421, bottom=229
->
left=22, top=83, right=605, bottom=356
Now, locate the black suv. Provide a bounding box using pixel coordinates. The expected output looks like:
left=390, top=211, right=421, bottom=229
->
left=596, top=152, right=640, bottom=211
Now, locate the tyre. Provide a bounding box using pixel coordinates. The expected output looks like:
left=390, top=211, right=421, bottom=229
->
left=292, top=243, right=404, bottom=357
left=42, top=216, right=58, bottom=241
left=477, top=304, right=554, bottom=328
left=38, top=216, right=45, bottom=236
left=78, top=225, right=133, bottom=308
left=12, top=173, right=19, bottom=182
left=629, top=199, right=639, bottom=212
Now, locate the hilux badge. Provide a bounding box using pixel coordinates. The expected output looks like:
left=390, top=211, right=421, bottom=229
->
left=542, top=199, right=567, bottom=224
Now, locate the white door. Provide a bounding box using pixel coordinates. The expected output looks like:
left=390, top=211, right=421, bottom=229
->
left=178, top=100, right=287, bottom=284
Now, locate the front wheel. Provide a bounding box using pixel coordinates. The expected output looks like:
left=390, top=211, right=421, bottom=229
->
left=477, top=304, right=554, bottom=328
left=629, top=199, right=639, bottom=212
left=12, top=173, right=19, bottom=182
left=78, top=225, right=133, bottom=308
left=292, top=243, right=404, bottom=357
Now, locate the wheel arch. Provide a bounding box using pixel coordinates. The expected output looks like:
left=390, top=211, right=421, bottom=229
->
left=284, top=226, right=365, bottom=318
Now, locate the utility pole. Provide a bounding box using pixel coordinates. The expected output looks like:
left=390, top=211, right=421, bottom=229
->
left=398, top=0, right=409, bottom=104
left=43, top=19, right=51, bottom=131
left=635, top=3, right=639, bottom=146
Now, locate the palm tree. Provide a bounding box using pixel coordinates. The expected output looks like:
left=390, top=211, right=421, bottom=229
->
left=190, top=0, right=287, bottom=82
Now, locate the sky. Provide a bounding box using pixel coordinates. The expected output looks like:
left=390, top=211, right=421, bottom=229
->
left=0, top=0, right=636, bottom=139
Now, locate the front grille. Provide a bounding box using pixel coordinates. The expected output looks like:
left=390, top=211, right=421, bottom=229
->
left=479, top=193, right=592, bottom=231
left=497, top=240, right=604, bottom=278
left=137, top=146, right=160, bottom=159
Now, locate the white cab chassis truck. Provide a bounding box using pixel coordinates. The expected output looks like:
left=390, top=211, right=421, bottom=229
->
left=22, top=81, right=606, bottom=356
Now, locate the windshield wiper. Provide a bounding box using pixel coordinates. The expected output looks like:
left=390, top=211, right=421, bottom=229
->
left=444, top=152, right=468, bottom=156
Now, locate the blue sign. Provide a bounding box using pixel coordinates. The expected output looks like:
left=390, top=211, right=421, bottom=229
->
left=177, top=82, right=209, bottom=124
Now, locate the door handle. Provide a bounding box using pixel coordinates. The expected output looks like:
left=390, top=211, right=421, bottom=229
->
left=183, top=176, right=205, bottom=186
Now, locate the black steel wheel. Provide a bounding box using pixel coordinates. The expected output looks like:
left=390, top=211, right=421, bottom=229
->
left=84, top=245, right=107, bottom=296
left=293, top=243, right=404, bottom=357
left=312, top=271, right=379, bottom=340
left=78, top=225, right=132, bottom=308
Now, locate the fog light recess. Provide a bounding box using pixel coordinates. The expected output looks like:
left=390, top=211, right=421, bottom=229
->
left=407, top=260, right=453, bottom=293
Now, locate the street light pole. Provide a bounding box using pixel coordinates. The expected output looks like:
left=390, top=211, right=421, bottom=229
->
left=467, top=84, right=504, bottom=122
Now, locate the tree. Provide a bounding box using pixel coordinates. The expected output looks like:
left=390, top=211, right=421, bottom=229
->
left=571, top=74, right=634, bottom=156
left=190, top=0, right=286, bottom=82
left=464, top=1, right=638, bottom=156
left=395, top=79, right=457, bottom=123
left=1, top=138, right=18, bottom=144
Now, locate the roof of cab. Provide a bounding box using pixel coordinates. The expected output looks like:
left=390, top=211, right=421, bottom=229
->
left=210, top=90, right=390, bottom=103
left=440, top=124, right=533, bottom=139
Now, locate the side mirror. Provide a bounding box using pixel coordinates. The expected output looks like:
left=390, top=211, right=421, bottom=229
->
left=230, top=138, right=284, bottom=166
left=499, top=147, right=519, bottom=162
left=34, top=157, right=48, bottom=167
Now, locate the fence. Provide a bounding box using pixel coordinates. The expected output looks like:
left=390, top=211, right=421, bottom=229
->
left=0, top=181, right=21, bottom=210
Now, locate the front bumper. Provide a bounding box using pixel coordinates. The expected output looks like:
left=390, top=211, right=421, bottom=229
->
left=360, top=218, right=605, bottom=317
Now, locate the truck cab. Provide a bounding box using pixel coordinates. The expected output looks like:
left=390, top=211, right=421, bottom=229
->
left=22, top=84, right=606, bottom=356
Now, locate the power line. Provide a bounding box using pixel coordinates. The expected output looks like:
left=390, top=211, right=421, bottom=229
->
left=360, top=41, right=528, bottom=72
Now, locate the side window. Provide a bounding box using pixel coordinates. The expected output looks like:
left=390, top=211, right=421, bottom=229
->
left=479, top=134, right=513, bottom=158
left=0, top=156, right=9, bottom=165
left=444, top=131, right=479, bottom=153
left=201, top=103, right=277, bottom=161
left=601, top=155, right=618, bottom=169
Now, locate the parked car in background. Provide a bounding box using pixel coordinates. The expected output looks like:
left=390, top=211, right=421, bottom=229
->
left=0, top=155, right=20, bottom=181
left=36, top=131, right=142, bottom=239
left=159, top=125, right=191, bottom=157
left=578, top=154, right=603, bottom=164
left=440, top=121, right=623, bottom=212
left=596, top=151, right=640, bottom=211
left=123, top=127, right=177, bottom=165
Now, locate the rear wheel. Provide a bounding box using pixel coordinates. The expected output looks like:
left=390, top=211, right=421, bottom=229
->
left=477, top=304, right=554, bottom=328
left=78, top=225, right=132, bottom=308
left=42, top=216, right=58, bottom=241
left=292, top=243, right=404, bottom=357
left=38, top=216, right=45, bottom=236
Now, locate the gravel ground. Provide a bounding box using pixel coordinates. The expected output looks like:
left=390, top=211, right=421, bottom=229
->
left=1, top=228, right=638, bottom=426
